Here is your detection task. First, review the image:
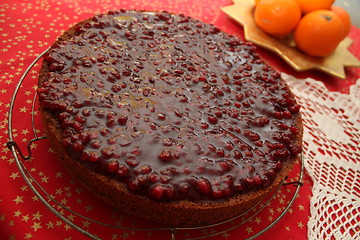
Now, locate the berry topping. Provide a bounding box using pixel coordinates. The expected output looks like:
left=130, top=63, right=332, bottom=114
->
left=38, top=10, right=302, bottom=202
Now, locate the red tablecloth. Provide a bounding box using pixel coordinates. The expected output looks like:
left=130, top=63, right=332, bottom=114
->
left=1, top=0, right=359, bottom=239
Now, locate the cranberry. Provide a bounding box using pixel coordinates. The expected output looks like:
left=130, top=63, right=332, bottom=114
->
left=107, top=160, right=119, bottom=172
left=88, top=151, right=101, bottom=162
left=224, top=141, right=234, bottom=151
left=118, top=115, right=128, bottom=125
left=136, top=165, right=152, bottom=174
left=214, top=109, right=222, bottom=118
left=289, top=144, right=302, bottom=155
left=178, top=182, right=190, bottom=194
left=90, top=140, right=101, bottom=149
left=211, top=187, right=223, bottom=198
left=148, top=172, right=159, bottom=183
left=218, top=161, right=230, bottom=172
left=253, top=175, right=263, bottom=185
left=235, top=93, right=244, bottom=101
left=164, top=186, right=175, bottom=199
left=264, top=169, right=276, bottom=179
left=200, top=122, right=209, bottom=129
left=117, top=164, right=129, bottom=177
left=126, top=156, right=139, bottom=167
left=208, top=115, right=218, bottom=124
left=244, top=177, right=255, bottom=187
left=174, top=109, right=182, bottom=117
left=127, top=179, right=140, bottom=191
left=158, top=150, right=173, bottom=162
left=72, top=141, right=85, bottom=153
left=274, top=161, right=283, bottom=171
left=157, top=113, right=166, bottom=120
left=233, top=150, right=242, bottom=159
left=196, top=178, right=211, bottom=196
left=150, top=184, right=165, bottom=200
left=216, top=149, right=225, bottom=157
left=101, top=147, right=114, bottom=159
left=72, top=121, right=84, bottom=132
left=162, top=138, right=174, bottom=146
left=62, top=138, right=72, bottom=148
left=289, top=104, right=301, bottom=113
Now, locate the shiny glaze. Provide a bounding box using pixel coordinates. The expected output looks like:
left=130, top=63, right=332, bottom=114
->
left=38, top=10, right=302, bottom=201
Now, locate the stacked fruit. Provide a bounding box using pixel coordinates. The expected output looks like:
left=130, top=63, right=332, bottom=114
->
left=254, top=0, right=351, bottom=57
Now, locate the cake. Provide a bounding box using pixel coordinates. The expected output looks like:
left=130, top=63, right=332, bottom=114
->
left=37, top=10, right=303, bottom=227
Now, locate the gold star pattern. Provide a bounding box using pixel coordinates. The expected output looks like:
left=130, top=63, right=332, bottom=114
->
left=24, top=233, right=33, bottom=239
left=13, top=195, right=24, bottom=204
left=40, top=175, right=49, bottom=183
left=85, top=204, right=93, bottom=212
left=31, top=196, right=39, bottom=201
left=22, top=215, right=30, bottom=222
left=14, top=210, right=22, bottom=217
left=268, top=208, right=274, bottom=215
left=221, top=0, right=360, bottom=79
left=55, top=188, right=63, bottom=195
left=64, top=224, right=72, bottom=231
left=31, top=222, right=42, bottom=232
left=288, top=208, right=294, bottom=214
left=32, top=212, right=42, bottom=221
left=222, top=231, right=231, bottom=239
left=9, top=172, right=20, bottom=180
left=67, top=214, right=75, bottom=221
left=245, top=226, right=253, bottom=234
left=254, top=217, right=262, bottom=224
left=120, top=232, right=130, bottom=240
left=60, top=198, right=68, bottom=206
left=46, top=221, right=54, bottom=229
left=298, top=221, right=305, bottom=229
left=19, top=106, right=28, bottom=113
left=82, top=220, right=91, bottom=229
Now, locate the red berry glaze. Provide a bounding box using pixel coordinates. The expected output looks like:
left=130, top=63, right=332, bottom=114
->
left=38, top=10, right=302, bottom=202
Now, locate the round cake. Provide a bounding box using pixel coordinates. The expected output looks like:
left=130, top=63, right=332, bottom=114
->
left=37, top=10, right=303, bottom=227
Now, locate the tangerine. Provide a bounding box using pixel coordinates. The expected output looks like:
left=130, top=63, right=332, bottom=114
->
left=331, top=6, right=351, bottom=39
left=254, top=0, right=301, bottom=37
left=296, top=0, right=334, bottom=14
left=294, top=10, right=344, bottom=57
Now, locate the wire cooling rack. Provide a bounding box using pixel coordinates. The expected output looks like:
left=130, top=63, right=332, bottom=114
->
left=7, top=49, right=304, bottom=240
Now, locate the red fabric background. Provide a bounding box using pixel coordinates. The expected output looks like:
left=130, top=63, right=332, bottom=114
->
left=0, top=0, right=358, bottom=239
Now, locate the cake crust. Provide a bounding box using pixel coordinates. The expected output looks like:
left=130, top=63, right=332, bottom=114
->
left=38, top=10, right=303, bottom=227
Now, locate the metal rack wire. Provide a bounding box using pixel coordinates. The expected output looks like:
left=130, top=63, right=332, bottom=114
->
left=7, top=49, right=304, bottom=240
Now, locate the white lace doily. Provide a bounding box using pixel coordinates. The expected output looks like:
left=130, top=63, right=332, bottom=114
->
left=284, top=75, right=360, bottom=240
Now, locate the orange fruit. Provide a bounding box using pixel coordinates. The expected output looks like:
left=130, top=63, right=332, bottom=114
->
left=255, top=0, right=263, bottom=5
left=331, top=6, right=351, bottom=39
left=254, top=0, right=302, bottom=37
left=296, top=0, right=335, bottom=14
left=294, top=10, right=344, bottom=57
